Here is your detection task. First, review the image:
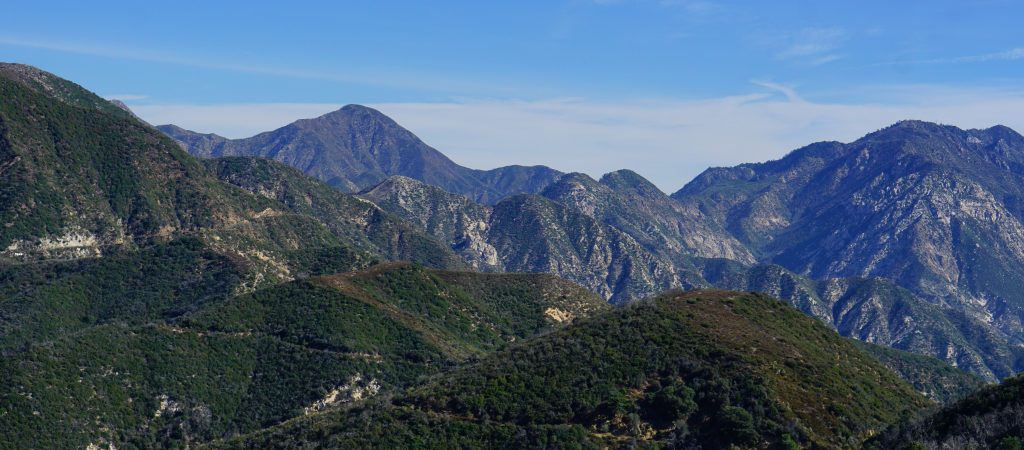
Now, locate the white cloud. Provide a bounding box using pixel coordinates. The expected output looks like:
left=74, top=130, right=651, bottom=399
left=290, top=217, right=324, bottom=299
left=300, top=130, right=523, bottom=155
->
left=130, top=85, right=1024, bottom=194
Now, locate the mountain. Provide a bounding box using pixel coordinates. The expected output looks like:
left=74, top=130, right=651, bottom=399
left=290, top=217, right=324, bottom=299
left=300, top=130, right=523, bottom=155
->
left=0, top=62, right=373, bottom=283
left=0, top=64, right=482, bottom=283
left=541, top=170, right=755, bottom=265
left=361, top=175, right=687, bottom=302
left=0, top=63, right=133, bottom=118
left=675, top=121, right=1024, bottom=341
left=868, top=373, right=1024, bottom=449
left=361, top=171, right=1021, bottom=379
left=211, top=290, right=930, bottom=449
left=0, top=262, right=607, bottom=449
left=158, top=105, right=563, bottom=204
left=202, top=156, right=465, bottom=271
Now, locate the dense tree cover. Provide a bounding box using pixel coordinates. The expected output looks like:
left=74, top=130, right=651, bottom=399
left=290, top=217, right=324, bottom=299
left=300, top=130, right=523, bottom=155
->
left=869, top=374, right=1024, bottom=449
left=854, top=341, right=986, bottom=404
left=0, top=324, right=382, bottom=449
left=215, top=291, right=930, bottom=449
left=0, top=259, right=606, bottom=449
left=433, top=270, right=609, bottom=341
left=0, top=238, right=245, bottom=351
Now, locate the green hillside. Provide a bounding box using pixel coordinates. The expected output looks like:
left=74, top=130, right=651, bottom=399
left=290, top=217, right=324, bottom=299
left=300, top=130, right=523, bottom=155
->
left=215, top=290, right=930, bottom=449
left=868, top=374, right=1024, bottom=449
left=0, top=263, right=606, bottom=449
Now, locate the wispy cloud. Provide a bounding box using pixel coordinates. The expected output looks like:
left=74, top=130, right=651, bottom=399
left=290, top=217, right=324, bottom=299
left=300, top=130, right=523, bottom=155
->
left=105, top=94, right=148, bottom=101
left=750, top=80, right=803, bottom=103
left=0, top=35, right=525, bottom=95
left=131, top=85, right=1024, bottom=193
left=893, top=47, right=1024, bottom=65
left=772, top=27, right=846, bottom=66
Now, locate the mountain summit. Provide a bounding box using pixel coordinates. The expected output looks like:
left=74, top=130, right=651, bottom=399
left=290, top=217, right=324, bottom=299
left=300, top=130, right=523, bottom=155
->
left=159, top=105, right=562, bottom=203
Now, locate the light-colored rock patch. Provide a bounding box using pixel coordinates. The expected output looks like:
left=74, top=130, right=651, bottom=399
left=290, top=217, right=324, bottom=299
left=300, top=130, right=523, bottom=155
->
left=304, top=374, right=381, bottom=415
left=544, top=307, right=573, bottom=323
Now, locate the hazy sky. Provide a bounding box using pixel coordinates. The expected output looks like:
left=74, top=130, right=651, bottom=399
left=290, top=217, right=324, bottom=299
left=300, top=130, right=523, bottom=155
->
left=3, top=0, right=1024, bottom=192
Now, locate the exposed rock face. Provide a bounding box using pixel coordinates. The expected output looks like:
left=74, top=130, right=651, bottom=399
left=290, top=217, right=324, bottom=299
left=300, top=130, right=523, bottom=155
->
left=362, top=176, right=683, bottom=302
left=203, top=158, right=465, bottom=270
left=694, top=259, right=1019, bottom=381
left=357, top=121, right=1024, bottom=378
left=675, top=121, right=1024, bottom=376
left=542, top=170, right=755, bottom=265
left=303, top=374, right=381, bottom=415
left=158, top=106, right=562, bottom=204
left=361, top=176, right=497, bottom=270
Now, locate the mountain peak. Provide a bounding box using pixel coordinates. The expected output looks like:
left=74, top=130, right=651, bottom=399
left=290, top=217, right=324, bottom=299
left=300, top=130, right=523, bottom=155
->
left=540, top=172, right=605, bottom=199
left=860, top=120, right=965, bottom=143
left=555, top=172, right=600, bottom=185
left=315, top=104, right=394, bottom=123
left=0, top=62, right=47, bottom=82
left=599, top=169, right=663, bottom=195
left=0, top=62, right=132, bottom=118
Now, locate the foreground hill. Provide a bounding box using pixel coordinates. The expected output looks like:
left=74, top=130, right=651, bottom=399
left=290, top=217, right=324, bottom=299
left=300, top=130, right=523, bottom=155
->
left=213, top=290, right=930, bottom=449
left=158, top=106, right=562, bottom=204
left=0, top=262, right=607, bottom=449
left=869, top=374, right=1024, bottom=449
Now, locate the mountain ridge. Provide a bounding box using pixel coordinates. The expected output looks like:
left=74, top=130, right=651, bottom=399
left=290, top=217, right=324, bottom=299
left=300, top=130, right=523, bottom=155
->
left=674, top=120, right=1024, bottom=360
left=158, top=105, right=563, bottom=204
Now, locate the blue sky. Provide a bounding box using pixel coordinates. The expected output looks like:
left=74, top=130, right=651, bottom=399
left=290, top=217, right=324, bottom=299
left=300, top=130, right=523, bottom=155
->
left=3, top=0, right=1024, bottom=191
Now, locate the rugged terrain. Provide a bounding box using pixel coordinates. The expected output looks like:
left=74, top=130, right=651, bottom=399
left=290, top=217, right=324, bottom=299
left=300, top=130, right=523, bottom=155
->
left=677, top=121, right=1024, bottom=342
left=2, top=63, right=1020, bottom=449
left=157, top=89, right=1024, bottom=382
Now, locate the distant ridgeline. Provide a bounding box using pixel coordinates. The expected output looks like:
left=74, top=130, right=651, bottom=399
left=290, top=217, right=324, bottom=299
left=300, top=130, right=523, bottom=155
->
left=0, top=62, right=1018, bottom=448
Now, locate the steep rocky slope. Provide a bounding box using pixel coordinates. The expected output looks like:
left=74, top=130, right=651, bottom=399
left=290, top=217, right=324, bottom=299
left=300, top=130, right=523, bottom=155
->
left=361, top=176, right=687, bottom=302
left=541, top=170, right=755, bottom=265
left=158, top=106, right=562, bottom=204
left=675, top=121, right=1024, bottom=351
left=0, top=64, right=475, bottom=285
left=203, top=157, right=464, bottom=270
left=695, top=259, right=1021, bottom=381
left=361, top=173, right=1023, bottom=379
left=0, top=63, right=374, bottom=284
